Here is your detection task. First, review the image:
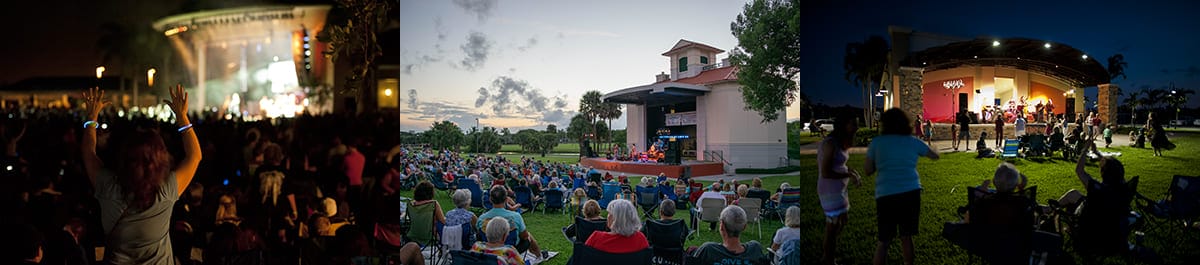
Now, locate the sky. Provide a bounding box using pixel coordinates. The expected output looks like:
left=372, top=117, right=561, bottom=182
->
left=801, top=0, right=1200, bottom=109
left=398, top=0, right=802, bottom=132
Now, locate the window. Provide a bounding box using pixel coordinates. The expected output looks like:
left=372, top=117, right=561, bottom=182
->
left=700, top=56, right=709, bottom=64
left=679, top=57, right=688, bottom=72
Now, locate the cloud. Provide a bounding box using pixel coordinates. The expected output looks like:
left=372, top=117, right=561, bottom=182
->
left=458, top=31, right=492, bottom=71
left=402, top=100, right=482, bottom=129
left=402, top=53, right=443, bottom=75
left=408, top=89, right=419, bottom=110
left=474, top=76, right=573, bottom=123
left=496, top=18, right=621, bottom=39
left=517, top=37, right=538, bottom=52
left=452, top=0, right=497, bottom=22
left=434, top=17, right=447, bottom=42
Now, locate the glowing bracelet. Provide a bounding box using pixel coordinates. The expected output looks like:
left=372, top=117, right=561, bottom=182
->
left=178, top=124, right=194, bottom=133
left=83, top=121, right=98, bottom=129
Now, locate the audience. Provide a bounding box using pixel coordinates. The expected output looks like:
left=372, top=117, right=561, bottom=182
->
left=773, top=206, right=802, bottom=252
left=584, top=199, right=649, bottom=253
left=865, top=108, right=940, bottom=265
left=689, top=205, right=769, bottom=264
left=478, top=185, right=545, bottom=260
left=472, top=217, right=525, bottom=265
left=446, top=189, right=478, bottom=228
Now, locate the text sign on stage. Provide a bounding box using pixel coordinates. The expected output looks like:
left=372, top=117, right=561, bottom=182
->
left=665, top=111, right=697, bottom=126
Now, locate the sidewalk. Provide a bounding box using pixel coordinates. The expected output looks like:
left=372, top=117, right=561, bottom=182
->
left=590, top=168, right=800, bottom=182
left=796, top=132, right=1146, bottom=155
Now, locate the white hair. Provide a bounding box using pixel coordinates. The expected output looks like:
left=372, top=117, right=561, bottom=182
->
left=785, top=206, right=802, bottom=228
left=485, top=217, right=510, bottom=243
left=452, top=189, right=472, bottom=209
left=993, top=163, right=1020, bottom=192
left=720, top=205, right=748, bottom=237
left=606, top=199, right=642, bottom=236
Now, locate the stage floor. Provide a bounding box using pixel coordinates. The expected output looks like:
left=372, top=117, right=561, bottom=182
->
left=580, top=158, right=726, bottom=178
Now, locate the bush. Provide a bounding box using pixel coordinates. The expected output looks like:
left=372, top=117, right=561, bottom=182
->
left=854, top=128, right=879, bottom=147
left=735, top=166, right=802, bottom=174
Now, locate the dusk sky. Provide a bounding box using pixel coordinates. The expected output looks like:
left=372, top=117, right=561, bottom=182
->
left=801, top=0, right=1200, bottom=109
left=398, top=0, right=802, bottom=132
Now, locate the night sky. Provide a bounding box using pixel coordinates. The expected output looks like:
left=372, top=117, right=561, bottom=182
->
left=801, top=0, right=1200, bottom=108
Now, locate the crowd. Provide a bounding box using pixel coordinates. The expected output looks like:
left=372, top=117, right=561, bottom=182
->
left=1, top=87, right=400, bottom=265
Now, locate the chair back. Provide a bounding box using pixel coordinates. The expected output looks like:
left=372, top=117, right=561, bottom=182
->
left=481, top=190, right=493, bottom=210
left=778, top=188, right=801, bottom=205
left=405, top=202, right=438, bottom=244
left=775, top=239, right=801, bottom=265
left=1168, top=175, right=1200, bottom=219
left=1002, top=139, right=1020, bottom=158
left=699, top=198, right=725, bottom=222
left=636, top=186, right=661, bottom=208
left=545, top=189, right=566, bottom=209
left=440, top=223, right=474, bottom=251
left=449, top=250, right=501, bottom=265
left=643, top=219, right=687, bottom=249
left=457, top=179, right=486, bottom=209
left=573, top=178, right=587, bottom=190
left=574, top=216, right=609, bottom=243
left=514, top=186, right=535, bottom=207
left=738, top=198, right=763, bottom=221
left=745, top=189, right=772, bottom=209
left=600, top=182, right=621, bottom=208
left=477, top=218, right=520, bottom=246
left=586, top=186, right=602, bottom=201
left=570, top=243, right=653, bottom=265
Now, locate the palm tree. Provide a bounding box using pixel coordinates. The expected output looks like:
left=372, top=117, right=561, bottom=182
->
left=580, top=90, right=604, bottom=154
left=598, top=101, right=623, bottom=152
left=843, top=36, right=889, bottom=128
left=1107, top=54, right=1128, bottom=82
left=1122, top=90, right=1145, bottom=126
left=1165, top=88, right=1195, bottom=122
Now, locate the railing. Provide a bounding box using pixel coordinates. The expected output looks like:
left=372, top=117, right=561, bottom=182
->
left=700, top=62, right=729, bottom=71
left=705, top=150, right=733, bottom=166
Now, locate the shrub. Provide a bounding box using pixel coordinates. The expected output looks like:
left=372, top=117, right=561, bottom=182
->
left=735, top=166, right=802, bottom=174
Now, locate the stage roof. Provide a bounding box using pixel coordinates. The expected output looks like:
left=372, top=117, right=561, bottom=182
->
left=602, top=82, right=709, bottom=106
left=899, top=38, right=1110, bottom=87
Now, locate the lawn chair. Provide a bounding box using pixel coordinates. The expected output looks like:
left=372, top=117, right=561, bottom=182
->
left=1135, top=175, right=1200, bottom=234
left=737, top=198, right=764, bottom=239
left=774, top=188, right=801, bottom=223
left=440, top=223, right=475, bottom=252
left=1000, top=139, right=1020, bottom=159
left=637, top=185, right=663, bottom=220
left=643, top=219, right=688, bottom=265
left=477, top=218, right=520, bottom=247
left=586, top=186, right=602, bottom=201
left=457, top=179, right=486, bottom=210
left=543, top=189, right=567, bottom=215
left=427, top=174, right=456, bottom=197
left=944, top=186, right=1041, bottom=264
left=406, top=202, right=443, bottom=265
left=694, top=198, right=726, bottom=236
left=1048, top=132, right=1066, bottom=157
left=449, top=250, right=501, bottom=265
left=600, top=182, right=621, bottom=209
left=572, top=216, right=609, bottom=244
left=573, top=178, right=587, bottom=190
left=1026, top=134, right=1049, bottom=158
left=513, top=185, right=541, bottom=213
left=569, top=243, right=653, bottom=265
left=745, top=189, right=773, bottom=218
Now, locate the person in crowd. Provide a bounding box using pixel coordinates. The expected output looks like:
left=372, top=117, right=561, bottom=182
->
left=913, top=118, right=923, bottom=139
left=571, top=188, right=588, bottom=216
left=770, top=182, right=791, bottom=203
left=83, top=86, right=202, bottom=264
left=923, top=119, right=934, bottom=145
left=446, top=189, right=478, bottom=228
left=398, top=242, right=424, bottom=265
left=582, top=199, right=603, bottom=221
left=816, top=115, right=862, bottom=265
left=956, top=108, right=972, bottom=151
left=976, top=132, right=995, bottom=158
left=472, top=217, right=525, bottom=265
left=585, top=199, right=649, bottom=253
left=689, top=205, right=769, bottom=264
left=1091, top=113, right=1103, bottom=140
left=1071, top=135, right=1135, bottom=254
left=478, top=185, right=545, bottom=260
left=659, top=199, right=679, bottom=222
left=774, top=206, right=802, bottom=252
left=693, top=184, right=727, bottom=230
left=343, top=138, right=366, bottom=212
left=412, top=181, right=447, bottom=231
left=994, top=114, right=1005, bottom=148
left=864, top=108, right=940, bottom=265
left=1103, top=124, right=1114, bottom=148
left=732, top=184, right=749, bottom=205
left=1015, top=115, right=1027, bottom=138
left=1148, top=112, right=1176, bottom=156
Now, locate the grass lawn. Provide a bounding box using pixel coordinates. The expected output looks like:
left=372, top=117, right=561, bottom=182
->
left=789, top=133, right=1200, bottom=264
left=500, top=143, right=583, bottom=154
left=397, top=175, right=800, bottom=265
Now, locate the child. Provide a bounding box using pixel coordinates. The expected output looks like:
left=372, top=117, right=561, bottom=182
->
left=570, top=188, right=587, bottom=216
left=923, top=120, right=934, bottom=145
left=1103, top=124, right=1114, bottom=148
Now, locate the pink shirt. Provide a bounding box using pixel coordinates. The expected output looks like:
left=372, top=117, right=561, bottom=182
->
left=344, top=149, right=365, bottom=186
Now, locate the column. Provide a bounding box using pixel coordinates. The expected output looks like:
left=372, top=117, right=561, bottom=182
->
left=898, top=67, right=924, bottom=122
left=1098, top=84, right=1118, bottom=126
left=195, top=41, right=207, bottom=112
left=695, top=96, right=707, bottom=161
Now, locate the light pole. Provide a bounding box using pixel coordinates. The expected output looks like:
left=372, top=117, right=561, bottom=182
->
left=144, top=68, right=156, bottom=107
left=96, top=66, right=105, bottom=79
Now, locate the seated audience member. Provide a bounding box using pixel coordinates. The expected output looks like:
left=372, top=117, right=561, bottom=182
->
left=693, top=184, right=728, bottom=231
left=412, top=181, right=447, bottom=227
left=478, top=185, right=545, bottom=260
left=689, top=205, right=769, bottom=264
left=472, top=217, right=525, bottom=265
left=564, top=199, right=606, bottom=240
left=976, top=132, right=995, bottom=158
left=585, top=199, right=650, bottom=253
left=446, top=189, right=478, bottom=227
left=570, top=188, right=588, bottom=216
left=732, top=184, right=749, bottom=205
left=773, top=206, right=802, bottom=252
left=398, top=242, right=424, bottom=265
left=1071, top=140, right=1135, bottom=254
left=659, top=200, right=680, bottom=222
left=770, top=183, right=792, bottom=203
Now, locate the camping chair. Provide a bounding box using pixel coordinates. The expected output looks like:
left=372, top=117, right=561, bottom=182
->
left=573, top=217, right=609, bottom=244
left=572, top=177, right=586, bottom=190
left=694, top=198, right=726, bottom=236
left=513, top=185, right=541, bottom=213
left=457, top=179, right=486, bottom=210
left=543, top=189, right=567, bottom=215
left=643, top=219, right=688, bottom=265
left=449, top=250, right=501, bottom=265
left=945, top=187, right=1041, bottom=264
left=637, top=185, right=663, bottom=220
left=1135, top=175, right=1200, bottom=235
left=745, top=189, right=773, bottom=218
left=1026, top=134, right=1049, bottom=158
left=1001, top=139, right=1020, bottom=159
left=569, top=243, right=653, bottom=265
left=738, top=198, right=764, bottom=239
left=586, top=186, right=602, bottom=201
left=600, top=182, right=621, bottom=209
left=406, top=202, right=443, bottom=265
left=477, top=218, right=520, bottom=247
left=1069, top=177, right=1145, bottom=260
left=428, top=174, right=456, bottom=197
left=775, top=188, right=801, bottom=223
left=769, top=239, right=801, bottom=265
left=440, top=223, right=475, bottom=253
left=1048, top=132, right=1066, bottom=157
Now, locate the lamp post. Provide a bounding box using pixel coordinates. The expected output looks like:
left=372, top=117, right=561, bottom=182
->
left=144, top=68, right=156, bottom=108
left=96, top=66, right=105, bottom=79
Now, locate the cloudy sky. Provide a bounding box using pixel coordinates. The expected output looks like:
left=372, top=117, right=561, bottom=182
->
left=399, top=0, right=801, bottom=132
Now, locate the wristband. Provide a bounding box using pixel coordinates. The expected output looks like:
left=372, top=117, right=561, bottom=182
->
left=178, top=123, right=194, bottom=133
left=83, top=121, right=98, bottom=129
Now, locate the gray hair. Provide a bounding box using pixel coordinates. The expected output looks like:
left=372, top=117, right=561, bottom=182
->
left=606, top=199, right=642, bottom=236
left=452, top=189, right=472, bottom=209
left=720, top=205, right=748, bottom=238
left=785, top=206, right=802, bottom=228
left=659, top=200, right=676, bottom=217
left=993, top=162, right=1020, bottom=192
left=485, top=217, right=510, bottom=243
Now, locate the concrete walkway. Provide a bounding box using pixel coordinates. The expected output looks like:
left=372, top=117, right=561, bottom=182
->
left=589, top=168, right=800, bottom=182
left=795, top=130, right=1169, bottom=155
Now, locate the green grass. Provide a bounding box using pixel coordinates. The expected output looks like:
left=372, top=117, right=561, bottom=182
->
left=497, top=153, right=581, bottom=164
left=397, top=175, right=799, bottom=265
left=788, top=133, right=1200, bottom=264
left=500, top=143, right=584, bottom=154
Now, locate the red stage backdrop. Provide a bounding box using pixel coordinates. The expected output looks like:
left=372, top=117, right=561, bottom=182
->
left=922, top=77, right=974, bottom=123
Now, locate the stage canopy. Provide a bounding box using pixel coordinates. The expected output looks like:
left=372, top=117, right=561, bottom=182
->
left=900, top=38, right=1110, bottom=88
left=602, top=82, right=709, bottom=106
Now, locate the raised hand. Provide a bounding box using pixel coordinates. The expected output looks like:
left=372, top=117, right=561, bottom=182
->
left=82, top=87, right=110, bottom=120
left=162, top=84, right=189, bottom=122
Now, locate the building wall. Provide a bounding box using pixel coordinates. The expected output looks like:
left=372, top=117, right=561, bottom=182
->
left=921, top=76, right=974, bottom=123
left=1029, top=82, right=1067, bottom=115
left=626, top=104, right=646, bottom=152
left=668, top=48, right=719, bottom=80
left=702, top=81, right=788, bottom=169
left=923, top=66, right=1076, bottom=122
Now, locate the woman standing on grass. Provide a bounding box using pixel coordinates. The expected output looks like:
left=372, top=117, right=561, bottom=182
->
left=864, top=108, right=939, bottom=265
left=817, top=115, right=861, bottom=265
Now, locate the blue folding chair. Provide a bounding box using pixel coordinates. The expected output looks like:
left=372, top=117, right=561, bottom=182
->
left=1001, top=139, right=1020, bottom=159
left=476, top=223, right=520, bottom=247
left=457, top=179, right=486, bottom=210
left=513, top=186, right=541, bottom=213
left=600, top=182, right=621, bottom=209
left=544, top=189, right=567, bottom=215
left=636, top=185, right=662, bottom=219
left=449, top=250, right=501, bottom=265
left=573, top=178, right=587, bottom=190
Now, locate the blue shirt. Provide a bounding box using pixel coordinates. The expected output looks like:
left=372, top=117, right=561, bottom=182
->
left=867, top=135, right=929, bottom=198
left=477, top=208, right=526, bottom=243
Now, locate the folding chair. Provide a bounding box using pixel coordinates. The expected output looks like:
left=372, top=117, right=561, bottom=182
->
left=573, top=178, right=587, bottom=191
left=694, top=198, right=725, bottom=237
left=543, top=189, right=567, bottom=215
left=600, top=182, right=620, bottom=209
left=427, top=174, right=456, bottom=197
left=643, top=219, right=688, bottom=265
left=569, top=243, right=653, bottom=265
left=1136, top=175, right=1200, bottom=234
left=637, top=185, right=662, bottom=220
left=457, top=179, right=486, bottom=210
left=775, top=188, right=801, bottom=223
left=449, top=250, right=501, bottom=265
left=737, top=198, right=763, bottom=239
left=1001, top=139, right=1020, bottom=160
left=1026, top=134, right=1049, bottom=158
left=573, top=216, right=609, bottom=244
left=477, top=218, right=520, bottom=247
left=513, top=186, right=541, bottom=213
left=406, top=203, right=443, bottom=265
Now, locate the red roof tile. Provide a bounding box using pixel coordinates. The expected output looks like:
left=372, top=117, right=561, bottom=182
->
left=672, top=66, right=738, bottom=85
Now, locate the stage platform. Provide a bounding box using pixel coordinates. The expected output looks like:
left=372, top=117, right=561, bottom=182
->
left=580, top=158, right=726, bottom=178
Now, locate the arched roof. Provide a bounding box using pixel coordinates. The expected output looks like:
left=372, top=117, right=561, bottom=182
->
left=899, top=38, right=1109, bottom=87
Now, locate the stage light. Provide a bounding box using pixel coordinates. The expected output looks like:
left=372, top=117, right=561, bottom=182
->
left=1082, top=54, right=1088, bottom=59
left=993, top=40, right=1000, bottom=46
left=973, top=55, right=977, bottom=58
left=6, top=165, right=12, bottom=171
left=1044, top=43, right=1051, bottom=49
left=118, top=110, right=125, bottom=117
left=384, top=88, right=394, bottom=96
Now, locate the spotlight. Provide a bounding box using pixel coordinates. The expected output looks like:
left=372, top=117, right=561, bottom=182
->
left=1082, top=54, right=1088, bottom=59
left=1045, top=43, right=1051, bottom=49
left=993, top=40, right=1000, bottom=46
